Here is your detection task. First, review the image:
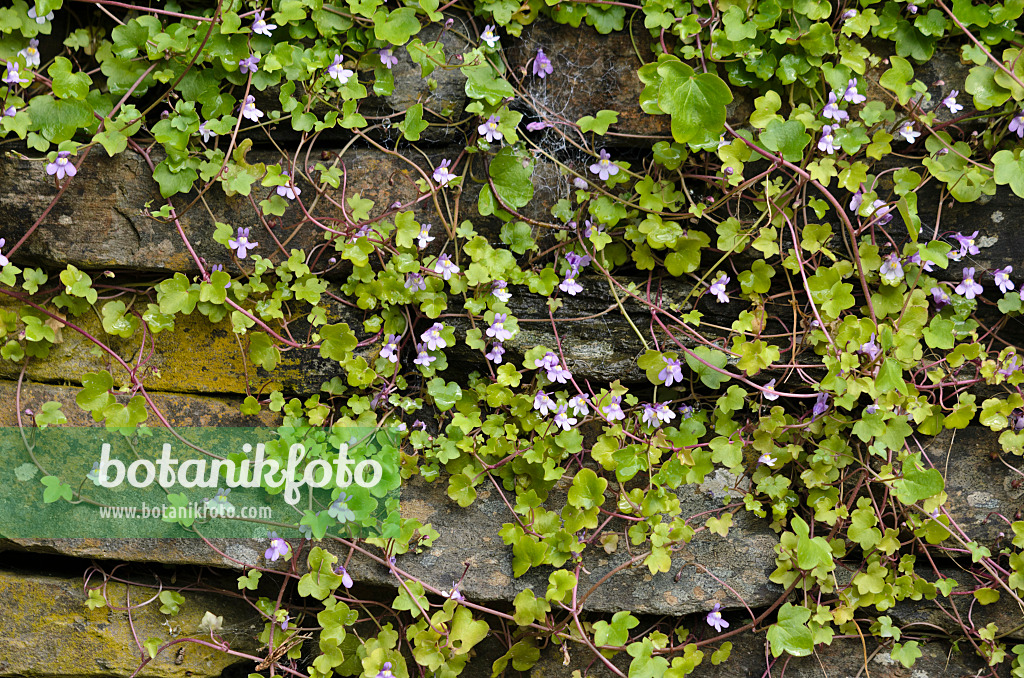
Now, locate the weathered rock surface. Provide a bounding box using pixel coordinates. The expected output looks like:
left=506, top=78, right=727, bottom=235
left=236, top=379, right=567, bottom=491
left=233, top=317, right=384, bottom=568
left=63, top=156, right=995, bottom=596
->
left=0, top=569, right=260, bottom=678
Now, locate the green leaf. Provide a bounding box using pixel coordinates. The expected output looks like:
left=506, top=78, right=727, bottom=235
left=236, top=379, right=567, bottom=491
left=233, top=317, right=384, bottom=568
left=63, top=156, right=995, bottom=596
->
left=426, top=377, right=462, bottom=411
left=759, top=119, right=811, bottom=163
left=791, top=515, right=834, bottom=571
left=767, top=603, right=814, bottom=657
left=893, top=465, right=944, bottom=504
left=48, top=57, right=92, bottom=100
left=655, top=59, right=733, bottom=145
left=489, top=146, right=534, bottom=209
left=319, top=323, right=357, bottom=361
left=398, top=103, right=429, bottom=141
left=34, top=401, right=66, bottom=428
left=373, top=7, right=421, bottom=45
left=158, top=590, right=185, bottom=615
left=577, top=109, right=619, bottom=135
left=684, top=346, right=730, bottom=388
left=41, top=475, right=73, bottom=503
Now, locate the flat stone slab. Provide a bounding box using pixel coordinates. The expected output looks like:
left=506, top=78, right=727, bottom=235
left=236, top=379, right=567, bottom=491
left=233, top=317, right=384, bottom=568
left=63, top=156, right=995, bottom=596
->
left=0, top=570, right=260, bottom=678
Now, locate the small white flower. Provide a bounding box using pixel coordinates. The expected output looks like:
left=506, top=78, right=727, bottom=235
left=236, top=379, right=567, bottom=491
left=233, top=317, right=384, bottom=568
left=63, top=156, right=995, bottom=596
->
left=898, top=121, right=920, bottom=143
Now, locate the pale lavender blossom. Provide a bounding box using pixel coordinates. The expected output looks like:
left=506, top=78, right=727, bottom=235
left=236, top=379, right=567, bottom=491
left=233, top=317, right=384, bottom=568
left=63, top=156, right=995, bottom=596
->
left=442, top=583, right=465, bottom=601
left=405, top=272, right=426, bottom=292
left=942, top=89, right=963, bottom=115
left=27, top=7, right=54, bottom=23
left=334, top=565, right=354, bottom=589
left=413, top=343, right=435, bottom=367
left=822, top=92, right=848, bottom=122
left=1010, top=111, right=1024, bottom=138
left=589, top=149, right=619, bottom=180
left=898, top=121, right=920, bottom=143
left=276, top=171, right=300, bottom=200
left=568, top=395, right=590, bottom=417
left=526, top=121, right=552, bottom=131
left=376, top=662, right=395, bottom=678
left=265, top=533, right=290, bottom=561
left=559, top=274, right=583, bottom=296
left=653, top=401, right=676, bottom=424
left=602, top=395, right=625, bottom=421
left=380, top=334, right=400, bottom=363
left=842, top=9, right=857, bottom=19
left=659, top=357, right=683, bottom=386
left=955, top=267, right=983, bottom=299
left=480, top=24, right=499, bottom=48
left=842, top=78, right=866, bottom=104
left=3, top=62, right=27, bottom=86
left=328, top=55, right=354, bottom=84
left=553, top=405, right=577, bottom=431
left=46, top=151, right=77, bottom=180
left=378, top=48, right=398, bottom=69
left=478, top=115, right=503, bottom=143
left=812, top=392, right=830, bottom=420
left=758, top=452, right=776, bottom=467
left=879, top=252, right=904, bottom=284
left=868, top=199, right=892, bottom=225
left=2, top=106, right=15, bottom=117
left=433, top=159, right=457, bottom=186
left=0, top=238, right=8, bottom=268
left=998, top=354, right=1020, bottom=377
left=238, top=53, right=259, bottom=74
left=421, top=322, right=448, bottom=351
left=417, top=223, right=434, bottom=249
left=706, top=603, right=729, bottom=632
left=533, top=48, right=553, bottom=78
left=906, top=252, right=934, bottom=272
left=817, top=125, right=836, bottom=154
left=251, top=9, right=276, bottom=36
left=641, top=403, right=660, bottom=427
left=907, top=3, right=918, bottom=12
left=534, top=391, right=556, bottom=416
left=930, top=286, right=950, bottom=308
left=573, top=177, right=589, bottom=190
left=486, top=343, right=505, bottom=363
left=538, top=351, right=571, bottom=383
left=564, top=251, right=591, bottom=274
left=434, top=253, right=460, bottom=280
left=19, top=39, right=40, bottom=68
left=994, top=266, right=1015, bottom=294
left=487, top=313, right=513, bottom=342
left=953, top=231, right=980, bottom=256
left=492, top=280, right=511, bottom=303
left=849, top=189, right=863, bottom=213
left=763, top=378, right=779, bottom=401
left=709, top=273, right=729, bottom=303
left=228, top=227, right=258, bottom=259
left=198, top=121, right=216, bottom=143
left=240, top=95, right=263, bottom=122
left=859, top=333, right=881, bottom=361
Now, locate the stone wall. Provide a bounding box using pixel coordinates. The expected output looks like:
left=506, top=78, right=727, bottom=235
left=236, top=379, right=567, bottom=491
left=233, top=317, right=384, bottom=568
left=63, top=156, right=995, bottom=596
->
left=1, top=12, right=1023, bottom=678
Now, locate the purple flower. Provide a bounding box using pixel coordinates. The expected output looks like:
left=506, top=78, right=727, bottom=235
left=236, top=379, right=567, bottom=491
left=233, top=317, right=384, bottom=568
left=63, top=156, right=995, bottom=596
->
left=265, top=533, right=290, bottom=561
left=858, top=333, right=881, bottom=361
left=238, top=53, right=259, bottom=74
left=480, top=24, right=499, bottom=48
left=998, top=354, right=1020, bottom=377
left=433, top=159, right=457, bottom=186
left=478, top=115, right=503, bottom=143
left=602, top=395, right=625, bottom=421
left=842, top=78, right=866, bottom=104
left=898, top=121, right=920, bottom=143
left=879, top=253, right=904, bottom=284
left=906, top=252, right=934, bottom=272
left=942, top=89, right=963, bottom=115
left=241, top=95, right=263, bottom=122
left=2, top=106, right=15, bottom=117
left=486, top=313, right=513, bottom=342
left=758, top=452, right=776, bottom=467
left=994, top=266, right=1015, bottom=293
left=589, top=149, right=619, bottom=181
left=930, top=286, right=950, bottom=308
left=533, top=48, right=553, bottom=78
left=198, top=121, right=216, bottom=143
left=706, top=603, right=729, bottom=633
left=763, top=378, right=780, bottom=401
left=0, top=238, right=8, bottom=268
left=526, top=121, right=552, bottom=131
left=812, top=392, right=829, bottom=421
left=709, top=273, right=729, bottom=303
left=486, top=343, right=505, bottom=363
left=559, top=274, right=583, bottom=296
left=953, top=231, right=980, bottom=257
left=380, top=334, right=400, bottom=363
left=405, top=273, right=426, bottom=292
left=421, top=322, right=448, bottom=351
left=564, top=251, right=592, bottom=274
left=378, top=48, right=398, bottom=69
left=46, top=151, right=77, bottom=180
left=334, top=565, right=354, bottom=589
left=276, top=171, right=300, bottom=200
left=955, top=267, right=983, bottom=299
left=849, top=189, right=863, bottom=213
left=641, top=403, right=660, bottom=427
left=908, top=3, right=918, bottom=12
left=27, top=7, right=54, bottom=23
left=442, top=583, right=465, bottom=601
left=417, top=222, right=434, bottom=249
left=573, top=177, right=589, bottom=190
left=538, top=351, right=571, bottom=383
left=1010, top=111, right=1024, bottom=138
left=492, top=280, right=511, bottom=303
left=553, top=405, right=577, bottom=431
left=434, top=253, right=460, bottom=280
left=376, top=662, right=395, bottom=678
left=228, top=227, right=258, bottom=259
left=4, top=62, right=27, bottom=86
left=817, top=125, right=836, bottom=154
left=822, top=92, right=848, bottom=122
left=1012, top=410, right=1024, bottom=433
left=868, top=199, right=892, bottom=225
left=659, top=357, right=683, bottom=387
left=413, top=343, right=436, bottom=367
left=569, top=395, right=590, bottom=417
left=251, top=9, right=276, bottom=36
left=653, top=402, right=676, bottom=425
left=328, top=55, right=354, bottom=84
left=533, top=391, right=555, bottom=416
left=842, top=8, right=857, bottom=18
left=19, top=39, right=40, bottom=68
